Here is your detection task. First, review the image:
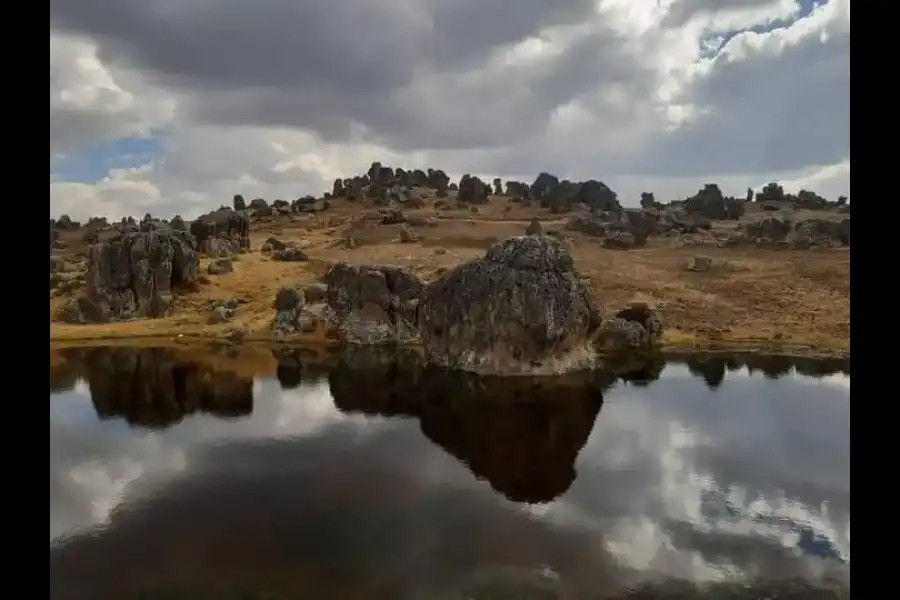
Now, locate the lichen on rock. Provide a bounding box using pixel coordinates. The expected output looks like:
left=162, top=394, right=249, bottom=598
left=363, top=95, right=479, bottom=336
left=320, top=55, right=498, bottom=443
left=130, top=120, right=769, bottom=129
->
left=419, top=234, right=601, bottom=374
left=322, top=262, right=424, bottom=345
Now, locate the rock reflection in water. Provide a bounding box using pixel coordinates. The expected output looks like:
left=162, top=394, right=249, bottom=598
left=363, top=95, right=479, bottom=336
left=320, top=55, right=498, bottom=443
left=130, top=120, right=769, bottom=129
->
left=50, top=346, right=850, bottom=599
left=676, top=352, right=848, bottom=390
left=327, top=348, right=606, bottom=503
left=53, top=347, right=254, bottom=427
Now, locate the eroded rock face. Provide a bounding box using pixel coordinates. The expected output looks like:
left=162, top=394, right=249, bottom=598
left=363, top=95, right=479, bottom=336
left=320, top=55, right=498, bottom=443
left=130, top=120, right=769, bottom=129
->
left=323, top=262, right=424, bottom=345
left=190, top=209, right=251, bottom=255
left=61, top=229, right=198, bottom=323
left=420, top=235, right=601, bottom=374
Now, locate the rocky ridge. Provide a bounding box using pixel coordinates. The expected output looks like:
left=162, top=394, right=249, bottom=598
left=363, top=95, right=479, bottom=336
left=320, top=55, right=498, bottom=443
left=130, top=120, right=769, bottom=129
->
left=51, top=161, right=850, bottom=365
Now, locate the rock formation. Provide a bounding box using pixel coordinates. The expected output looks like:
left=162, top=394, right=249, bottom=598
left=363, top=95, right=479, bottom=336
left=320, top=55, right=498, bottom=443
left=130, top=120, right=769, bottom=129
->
left=59, top=227, right=199, bottom=323
left=419, top=235, right=601, bottom=374
left=684, top=184, right=745, bottom=220
left=457, top=174, right=490, bottom=205
left=190, top=208, right=251, bottom=255
left=268, top=234, right=673, bottom=372
left=323, top=263, right=424, bottom=345
left=593, top=301, right=664, bottom=352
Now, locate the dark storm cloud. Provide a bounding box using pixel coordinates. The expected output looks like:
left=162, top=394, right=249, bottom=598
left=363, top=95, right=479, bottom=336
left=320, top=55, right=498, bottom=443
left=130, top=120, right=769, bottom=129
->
left=49, top=0, right=643, bottom=149
left=50, top=0, right=596, bottom=89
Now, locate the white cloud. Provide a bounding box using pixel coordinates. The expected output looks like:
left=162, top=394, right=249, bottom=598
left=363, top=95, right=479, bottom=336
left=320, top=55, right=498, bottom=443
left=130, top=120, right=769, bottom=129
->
left=49, top=32, right=174, bottom=156
left=49, top=0, right=850, bottom=221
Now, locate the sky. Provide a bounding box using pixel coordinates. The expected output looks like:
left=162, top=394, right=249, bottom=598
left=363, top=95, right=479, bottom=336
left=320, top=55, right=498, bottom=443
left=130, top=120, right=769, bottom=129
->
left=49, top=0, right=850, bottom=221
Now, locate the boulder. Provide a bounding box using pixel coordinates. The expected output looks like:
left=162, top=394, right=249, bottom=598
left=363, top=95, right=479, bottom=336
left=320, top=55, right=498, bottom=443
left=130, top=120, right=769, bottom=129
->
left=62, top=228, right=199, bottom=323
left=602, top=231, right=635, bottom=249
left=594, top=301, right=664, bottom=351
left=190, top=208, right=251, bottom=254
left=684, top=184, right=728, bottom=219
left=743, top=216, right=792, bottom=242
left=419, top=234, right=601, bottom=374
left=323, top=263, right=424, bottom=345
left=457, top=174, right=489, bottom=205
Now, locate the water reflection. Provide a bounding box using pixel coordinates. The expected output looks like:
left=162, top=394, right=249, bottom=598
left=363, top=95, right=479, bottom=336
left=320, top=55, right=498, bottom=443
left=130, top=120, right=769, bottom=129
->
left=328, top=351, right=606, bottom=503
left=49, top=346, right=850, bottom=600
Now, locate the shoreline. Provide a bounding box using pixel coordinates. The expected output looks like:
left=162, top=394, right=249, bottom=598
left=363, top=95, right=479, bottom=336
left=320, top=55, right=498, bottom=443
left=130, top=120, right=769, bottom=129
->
left=49, top=326, right=849, bottom=360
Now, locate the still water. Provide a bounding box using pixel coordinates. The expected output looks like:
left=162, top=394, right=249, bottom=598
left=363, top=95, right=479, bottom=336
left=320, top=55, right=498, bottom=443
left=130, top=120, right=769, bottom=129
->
left=49, top=347, right=850, bottom=600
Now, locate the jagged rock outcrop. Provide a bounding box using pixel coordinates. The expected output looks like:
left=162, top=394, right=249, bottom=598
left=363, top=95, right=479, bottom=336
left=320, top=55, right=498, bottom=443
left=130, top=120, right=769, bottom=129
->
left=55, top=347, right=253, bottom=427
left=59, top=228, right=199, bottom=323
left=505, top=180, right=531, bottom=201
left=528, top=173, right=621, bottom=213
left=53, top=214, right=81, bottom=231
left=684, top=184, right=744, bottom=220
left=419, top=235, right=602, bottom=374
left=457, top=174, right=490, bottom=205
left=564, top=209, right=657, bottom=246
left=322, top=262, right=424, bottom=344
left=755, top=182, right=786, bottom=203
left=795, top=189, right=828, bottom=210
left=190, top=208, right=251, bottom=255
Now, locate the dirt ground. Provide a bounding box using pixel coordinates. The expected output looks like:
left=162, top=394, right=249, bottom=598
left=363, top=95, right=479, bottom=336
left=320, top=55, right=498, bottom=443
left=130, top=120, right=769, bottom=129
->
left=49, top=196, right=850, bottom=358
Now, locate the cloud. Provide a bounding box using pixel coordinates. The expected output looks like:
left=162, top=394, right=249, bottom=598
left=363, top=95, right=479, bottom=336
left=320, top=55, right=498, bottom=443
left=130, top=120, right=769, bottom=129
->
left=49, top=32, right=174, bottom=156
left=49, top=0, right=850, bottom=220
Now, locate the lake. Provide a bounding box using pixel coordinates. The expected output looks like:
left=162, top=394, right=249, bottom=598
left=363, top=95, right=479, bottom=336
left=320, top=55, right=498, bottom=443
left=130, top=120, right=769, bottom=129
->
left=49, top=346, right=850, bottom=600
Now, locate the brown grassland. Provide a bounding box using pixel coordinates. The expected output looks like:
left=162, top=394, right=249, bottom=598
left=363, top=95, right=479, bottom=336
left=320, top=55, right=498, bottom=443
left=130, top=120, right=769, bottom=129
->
left=49, top=197, right=850, bottom=358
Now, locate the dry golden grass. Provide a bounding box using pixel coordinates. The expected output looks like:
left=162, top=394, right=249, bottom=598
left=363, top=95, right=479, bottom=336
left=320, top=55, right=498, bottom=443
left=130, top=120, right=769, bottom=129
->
left=49, top=196, right=850, bottom=357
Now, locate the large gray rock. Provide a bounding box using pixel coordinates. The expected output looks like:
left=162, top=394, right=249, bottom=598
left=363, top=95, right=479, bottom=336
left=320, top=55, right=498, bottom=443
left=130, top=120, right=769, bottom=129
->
left=190, top=208, right=251, bottom=254
left=457, top=174, right=489, bottom=205
left=63, top=229, right=198, bottom=322
left=322, top=263, right=424, bottom=345
left=743, top=215, right=792, bottom=242
left=419, top=235, right=601, bottom=374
